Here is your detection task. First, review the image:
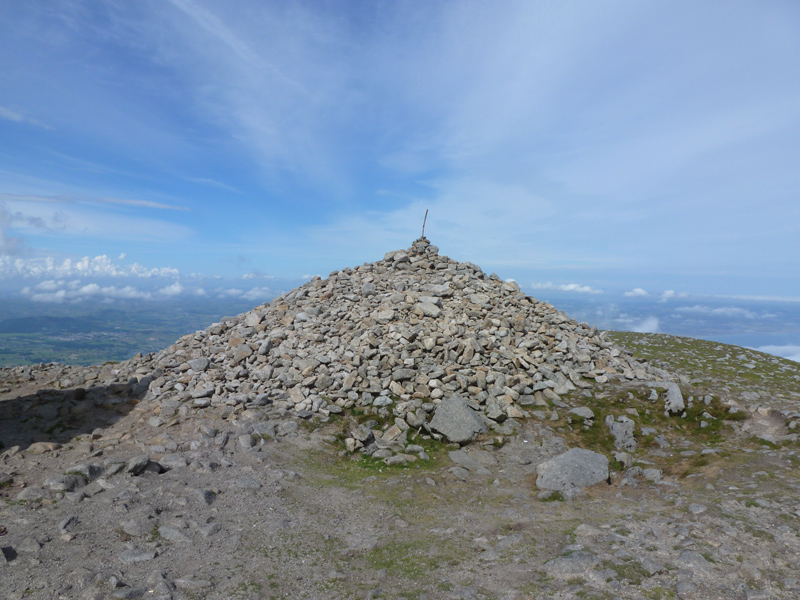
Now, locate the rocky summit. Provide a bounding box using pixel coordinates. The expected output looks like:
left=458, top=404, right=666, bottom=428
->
left=2, top=238, right=800, bottom=600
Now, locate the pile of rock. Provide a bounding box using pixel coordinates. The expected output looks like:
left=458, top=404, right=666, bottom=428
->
left=120, top=237, right=672, bottom=458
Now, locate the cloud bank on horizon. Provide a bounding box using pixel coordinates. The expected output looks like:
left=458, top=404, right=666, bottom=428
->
left=1, top=2, right=799, bottom=312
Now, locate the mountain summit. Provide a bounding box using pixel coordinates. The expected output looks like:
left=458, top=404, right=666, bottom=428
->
left=140, top=237, right=671, bottom=451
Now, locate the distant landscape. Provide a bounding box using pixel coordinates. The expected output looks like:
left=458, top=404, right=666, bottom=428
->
left=0, top=297, right=257, bottom=367
left=1, top=289, right=799, bottom=368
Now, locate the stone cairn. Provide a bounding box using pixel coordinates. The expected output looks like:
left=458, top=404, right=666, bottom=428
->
left=123, top=238, right=669, bottom=457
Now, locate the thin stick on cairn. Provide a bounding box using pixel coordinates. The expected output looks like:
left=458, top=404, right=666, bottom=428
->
left=421, top=209, right=428, bottom=239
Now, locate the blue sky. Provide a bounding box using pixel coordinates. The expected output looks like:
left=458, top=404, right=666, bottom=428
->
left=1, top=1, right=800, bottom=358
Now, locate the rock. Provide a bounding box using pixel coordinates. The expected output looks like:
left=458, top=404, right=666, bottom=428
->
left=605, top=415, right=637, bottom=451
left=68, top=463, right=103, bottom=482
left=158, top=526, right=192, bottom=543
left=27, top=441, right=61, bottom=454
left=17, top=487, right=49, bottom=501
left=542, top=551, right=599, bottom=578
left=569, top=407, right=594, bottom=420
left=535, top=448, right=609, bottom=492
left=119, top=548, right=157, bottom=564
left=126, top=455, right=151, bottom=476
left=678, top=550, right=712, bottom=574
left=688, top=503, right=707, bottom=515
left=645, top=381, right=685, bottom=413
left=122, top=519, right=157, bottom=537
left=428, top=394, right=487, bottom=444
left=188, top=357, right=210, bottom=371
left=159, top=454, right=188, bottom=470
left=44, top=474, right=86, bottom=492
left=448, top=450, right=492, bottom=476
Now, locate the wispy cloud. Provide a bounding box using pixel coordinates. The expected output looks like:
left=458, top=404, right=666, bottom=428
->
left=0, top=195, right=192, bottom=246
left=186, top=177, right=240, bottom=193
left=675, top=305, right=760, bottom=319
left=0, top=104, right=52, bottom=130
left=530, top=282, right=603, bottom=294
left=659, top=290, right=689, bottom=302
left=0, top=192, right=189, bottom=212
left=624, top=288, right=649, bottom=297
left=217, top=286, right=273, bottom=302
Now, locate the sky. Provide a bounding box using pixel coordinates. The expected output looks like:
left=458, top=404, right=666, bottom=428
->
left=1, top=1, right=800, bottom=360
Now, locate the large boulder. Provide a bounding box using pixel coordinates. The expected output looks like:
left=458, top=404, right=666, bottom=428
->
left=536, top=448, right=609, bottom=491
left=428, top=394, right=487, bottom=444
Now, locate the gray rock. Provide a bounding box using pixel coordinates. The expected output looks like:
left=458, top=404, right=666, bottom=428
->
left=68, top=463, right=103, bottom=481
left=44, top=474, right=86, bottom=492
left=542, top=551, right=599, bottom=578
left=17, top=487, right=48, bottom=501
left=237, top=434, right=256, bottom=449
left=428, top=394, right=487, bottom=444
left=59, top=516, right=78, bottom=533
left=448, top=450, right=492, bottom=476
left=606, top=415, right=637, bottom=451
left=277, top=421, right=299, bottom=436
left=645, top=381, right=686, bottom=413
left=119, top=548, right=157, bottom=564
left=688, top=503, right=707, bottom=515
left=191, top=387, right=214, bottom=399
left=126, top=455, right=151, bottom=476
left=415, top=302, right=442, bottom=318
left=159, top=454, right=188, bottom=470
left=569, top=407, right=594, bottom=420
left=122, top=519, right=156, bottom=537
left=188, top=357, right=209, bottom=371
left=536, top=448, right=609, bottom=491
left=158, top=526, right=191, bottom=543
left=679, top=550, right=712, bottom=574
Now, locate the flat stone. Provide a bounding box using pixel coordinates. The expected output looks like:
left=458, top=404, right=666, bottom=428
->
left=536, top=448, right=609, bottom=491
left=188, top=357, right=210, bottom=371
left=158, top=526, right=191, bottom=543
left=542, top=551, right=599, bottom=578
left=448, top=450, right=492, bottom=475
left=119, top=548, right=157, bottom=564
left=428, top=394, right=487, bottom=444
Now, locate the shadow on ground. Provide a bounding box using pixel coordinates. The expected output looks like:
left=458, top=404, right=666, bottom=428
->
left=0, top=379, right=149, bottom=454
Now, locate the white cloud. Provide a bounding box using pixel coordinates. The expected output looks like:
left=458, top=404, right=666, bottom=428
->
left=195, top=287, right=206, bottom=296
left=659, top=290, right=689, bottom=302
left=217, top=286, right=273, bottom=302
left=530, top=282, right=603, bottom=294
left=118, top=253, right=127, bottom=260
left=18, top=279, right=196, bottom=303
left=675, top=305, right=757, bottom=319
left=157, top=282, right=184, bottom=296
left=624, top=288, right=649, bottom=297
left=754, top=345, right=800, bottom=363
left=0, top=254, right=179, bottom=280
left=242, top=271, right=275, bottom=280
